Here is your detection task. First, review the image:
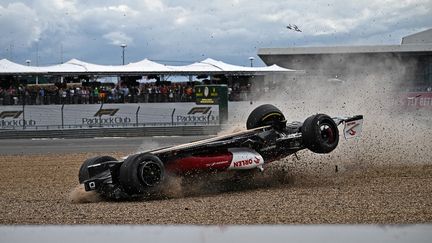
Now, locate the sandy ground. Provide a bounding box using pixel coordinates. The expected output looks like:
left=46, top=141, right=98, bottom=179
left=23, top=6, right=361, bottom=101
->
left=1, top=152, right=431, bottom=225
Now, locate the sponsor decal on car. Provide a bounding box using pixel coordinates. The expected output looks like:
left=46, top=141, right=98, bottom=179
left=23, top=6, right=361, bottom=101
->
left=343, top=119, right=363, bottom=139
left=228, top=148, right=264, bottom=170
left=232, top=156, right=261, bottom=168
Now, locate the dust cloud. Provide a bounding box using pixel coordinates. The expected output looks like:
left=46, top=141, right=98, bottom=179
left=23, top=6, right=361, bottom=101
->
left=160, top=174, right=184, bottom=198
left=70, top=56, right=431, bottom=203
left=68, top=184, right=101, bottom=203
left=228, top=55, right=432, bottom=177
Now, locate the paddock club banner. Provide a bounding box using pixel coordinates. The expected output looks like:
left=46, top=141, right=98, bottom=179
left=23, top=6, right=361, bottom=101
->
left=0, top=103, right=219, bottom=130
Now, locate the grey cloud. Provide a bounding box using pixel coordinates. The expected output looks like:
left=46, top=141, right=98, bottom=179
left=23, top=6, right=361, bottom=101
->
left=0, top=3, right=41, bottom=49
left=0, top=0, right=431, bottom=66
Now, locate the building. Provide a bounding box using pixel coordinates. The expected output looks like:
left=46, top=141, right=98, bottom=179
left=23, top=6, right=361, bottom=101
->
left=258, top=28, right=432, bottom=91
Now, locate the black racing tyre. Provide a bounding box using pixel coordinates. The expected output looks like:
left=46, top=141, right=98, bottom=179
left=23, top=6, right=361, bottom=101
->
left=246, top=104, right=286, bottom=129
left=302, top=114, right=339, bottom=154
left=78, top=155, right=117, bottom=184
left=119, top=153, right=165, bottom=195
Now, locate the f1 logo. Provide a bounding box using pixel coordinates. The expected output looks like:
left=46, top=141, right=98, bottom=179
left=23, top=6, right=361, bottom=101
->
left=0, top=111, right=23, bottom=119
left=187, top=107, right=211, bottom=115
left=94, top=108, right=119, bottom=117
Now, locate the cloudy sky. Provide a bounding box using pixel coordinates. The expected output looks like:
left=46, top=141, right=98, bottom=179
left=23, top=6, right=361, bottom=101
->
left=0, top=0, right=431, bottom=67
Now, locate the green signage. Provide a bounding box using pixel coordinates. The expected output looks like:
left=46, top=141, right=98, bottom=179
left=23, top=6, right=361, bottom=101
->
left=195, top=86, right=220, bottom=104
left=195, top=85, right=228, bottom=124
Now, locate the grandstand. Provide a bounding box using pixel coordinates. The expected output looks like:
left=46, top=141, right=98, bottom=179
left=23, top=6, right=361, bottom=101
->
left=0, top=58, right=295, bottom=105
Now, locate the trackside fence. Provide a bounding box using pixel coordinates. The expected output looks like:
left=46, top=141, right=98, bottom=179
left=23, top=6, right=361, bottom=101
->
left=0, top=103, right=219, bottom=130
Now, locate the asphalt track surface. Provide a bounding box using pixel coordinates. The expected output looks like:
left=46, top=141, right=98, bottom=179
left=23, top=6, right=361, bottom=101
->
left=0, top=136, right=210, bottom=155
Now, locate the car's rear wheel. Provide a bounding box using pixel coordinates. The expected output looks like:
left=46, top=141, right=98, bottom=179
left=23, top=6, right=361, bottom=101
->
left=246, top=104, right=286, bottom=129
left=78, top=156, right=117, bottom=184
left=302, top=114, right=339, bottom=153
left=119, top=153, right=165, bottom=195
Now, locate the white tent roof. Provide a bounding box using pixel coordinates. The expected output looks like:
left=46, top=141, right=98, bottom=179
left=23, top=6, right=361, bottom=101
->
left=0, top=59, right=46, bottom=74
left=200, top=58, right=252, bottom=72
left=255, top=64, right=296, bottom=72
left=0, top=58, right=296, bottom=75
left=168, top=59, right=223, bottom=73
left=125, top=59, right=173, bottom=72
left=168, top=58, right=295, bottom=74
left=44, top=59, right=144, bottom=73
left=17, top=58, right=173, bottom=74
left=42, top=59, right=90, bottom=73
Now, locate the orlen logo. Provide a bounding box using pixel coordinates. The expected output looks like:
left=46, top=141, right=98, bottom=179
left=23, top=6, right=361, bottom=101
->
left=94, top=108, right=119, bottom=117
left=233, top=156, right=261, bottom=167
left=0, top=111, right=23, bottom=119
left=187, top=107, right=211, bottom=115
left=228, top=148, right=264, bottom=171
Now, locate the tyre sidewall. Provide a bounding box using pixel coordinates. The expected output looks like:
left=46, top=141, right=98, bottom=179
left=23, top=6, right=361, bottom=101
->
left=302, top=114, right=339, bottom=153
left=246, top=104, right=285, bottom=129
left=119, top=153, right=165, bottom=195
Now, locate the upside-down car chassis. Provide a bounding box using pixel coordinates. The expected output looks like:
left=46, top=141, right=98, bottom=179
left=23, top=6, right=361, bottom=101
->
left=79, top=104, right=363, bottom=199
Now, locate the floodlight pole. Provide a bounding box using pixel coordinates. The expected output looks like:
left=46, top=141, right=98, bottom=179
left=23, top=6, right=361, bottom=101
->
left=249, top=57, right=255, bottom=67
left=121, top=43, right=127, bottom=65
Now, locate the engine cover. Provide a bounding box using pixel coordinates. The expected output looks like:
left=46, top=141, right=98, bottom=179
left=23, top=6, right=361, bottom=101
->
left=227, top=148, right=264, bottom=170
left=166, top=148, right=265, bottom=174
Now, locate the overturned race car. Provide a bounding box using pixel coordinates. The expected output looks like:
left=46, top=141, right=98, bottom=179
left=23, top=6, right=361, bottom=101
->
left=79, top=104, right=363, bottom=200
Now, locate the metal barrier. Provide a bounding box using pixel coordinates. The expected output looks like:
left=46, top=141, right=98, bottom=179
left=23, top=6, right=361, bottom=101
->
left=0, top=125, right=221, bottom=139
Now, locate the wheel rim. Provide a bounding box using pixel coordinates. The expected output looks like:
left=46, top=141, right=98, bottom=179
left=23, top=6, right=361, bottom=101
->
left=319, top=122, right=335, bottom=144
left=138, top=161, right=162, bottom=186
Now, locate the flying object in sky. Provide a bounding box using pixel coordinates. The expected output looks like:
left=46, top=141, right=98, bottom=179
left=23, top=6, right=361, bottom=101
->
left=286, top=24, right=302, bottom=32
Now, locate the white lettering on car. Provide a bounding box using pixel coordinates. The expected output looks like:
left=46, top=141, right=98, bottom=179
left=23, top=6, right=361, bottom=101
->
left=228, top=148, right=264, bottom=170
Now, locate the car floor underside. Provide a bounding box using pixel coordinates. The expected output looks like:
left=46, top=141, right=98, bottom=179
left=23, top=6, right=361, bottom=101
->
left=84, top=123, right=305, bottom=199
left=79, top=103, right=363, bottom=200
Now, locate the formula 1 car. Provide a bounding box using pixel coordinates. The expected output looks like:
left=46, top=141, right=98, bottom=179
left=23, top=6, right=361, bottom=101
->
left=79, top=104, right=363, bottom=200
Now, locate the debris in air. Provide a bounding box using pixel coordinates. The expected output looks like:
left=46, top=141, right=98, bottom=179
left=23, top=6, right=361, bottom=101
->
left=286, top=24, right=302, bottom=32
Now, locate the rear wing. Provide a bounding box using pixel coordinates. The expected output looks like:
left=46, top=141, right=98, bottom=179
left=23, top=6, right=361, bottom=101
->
left=333, top=115, right=364, bottom=140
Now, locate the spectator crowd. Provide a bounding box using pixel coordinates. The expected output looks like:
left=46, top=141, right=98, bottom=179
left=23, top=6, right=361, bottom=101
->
left=0, top=82, right=257, bottom=106
left=0, top=83, right=198, bottom=105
